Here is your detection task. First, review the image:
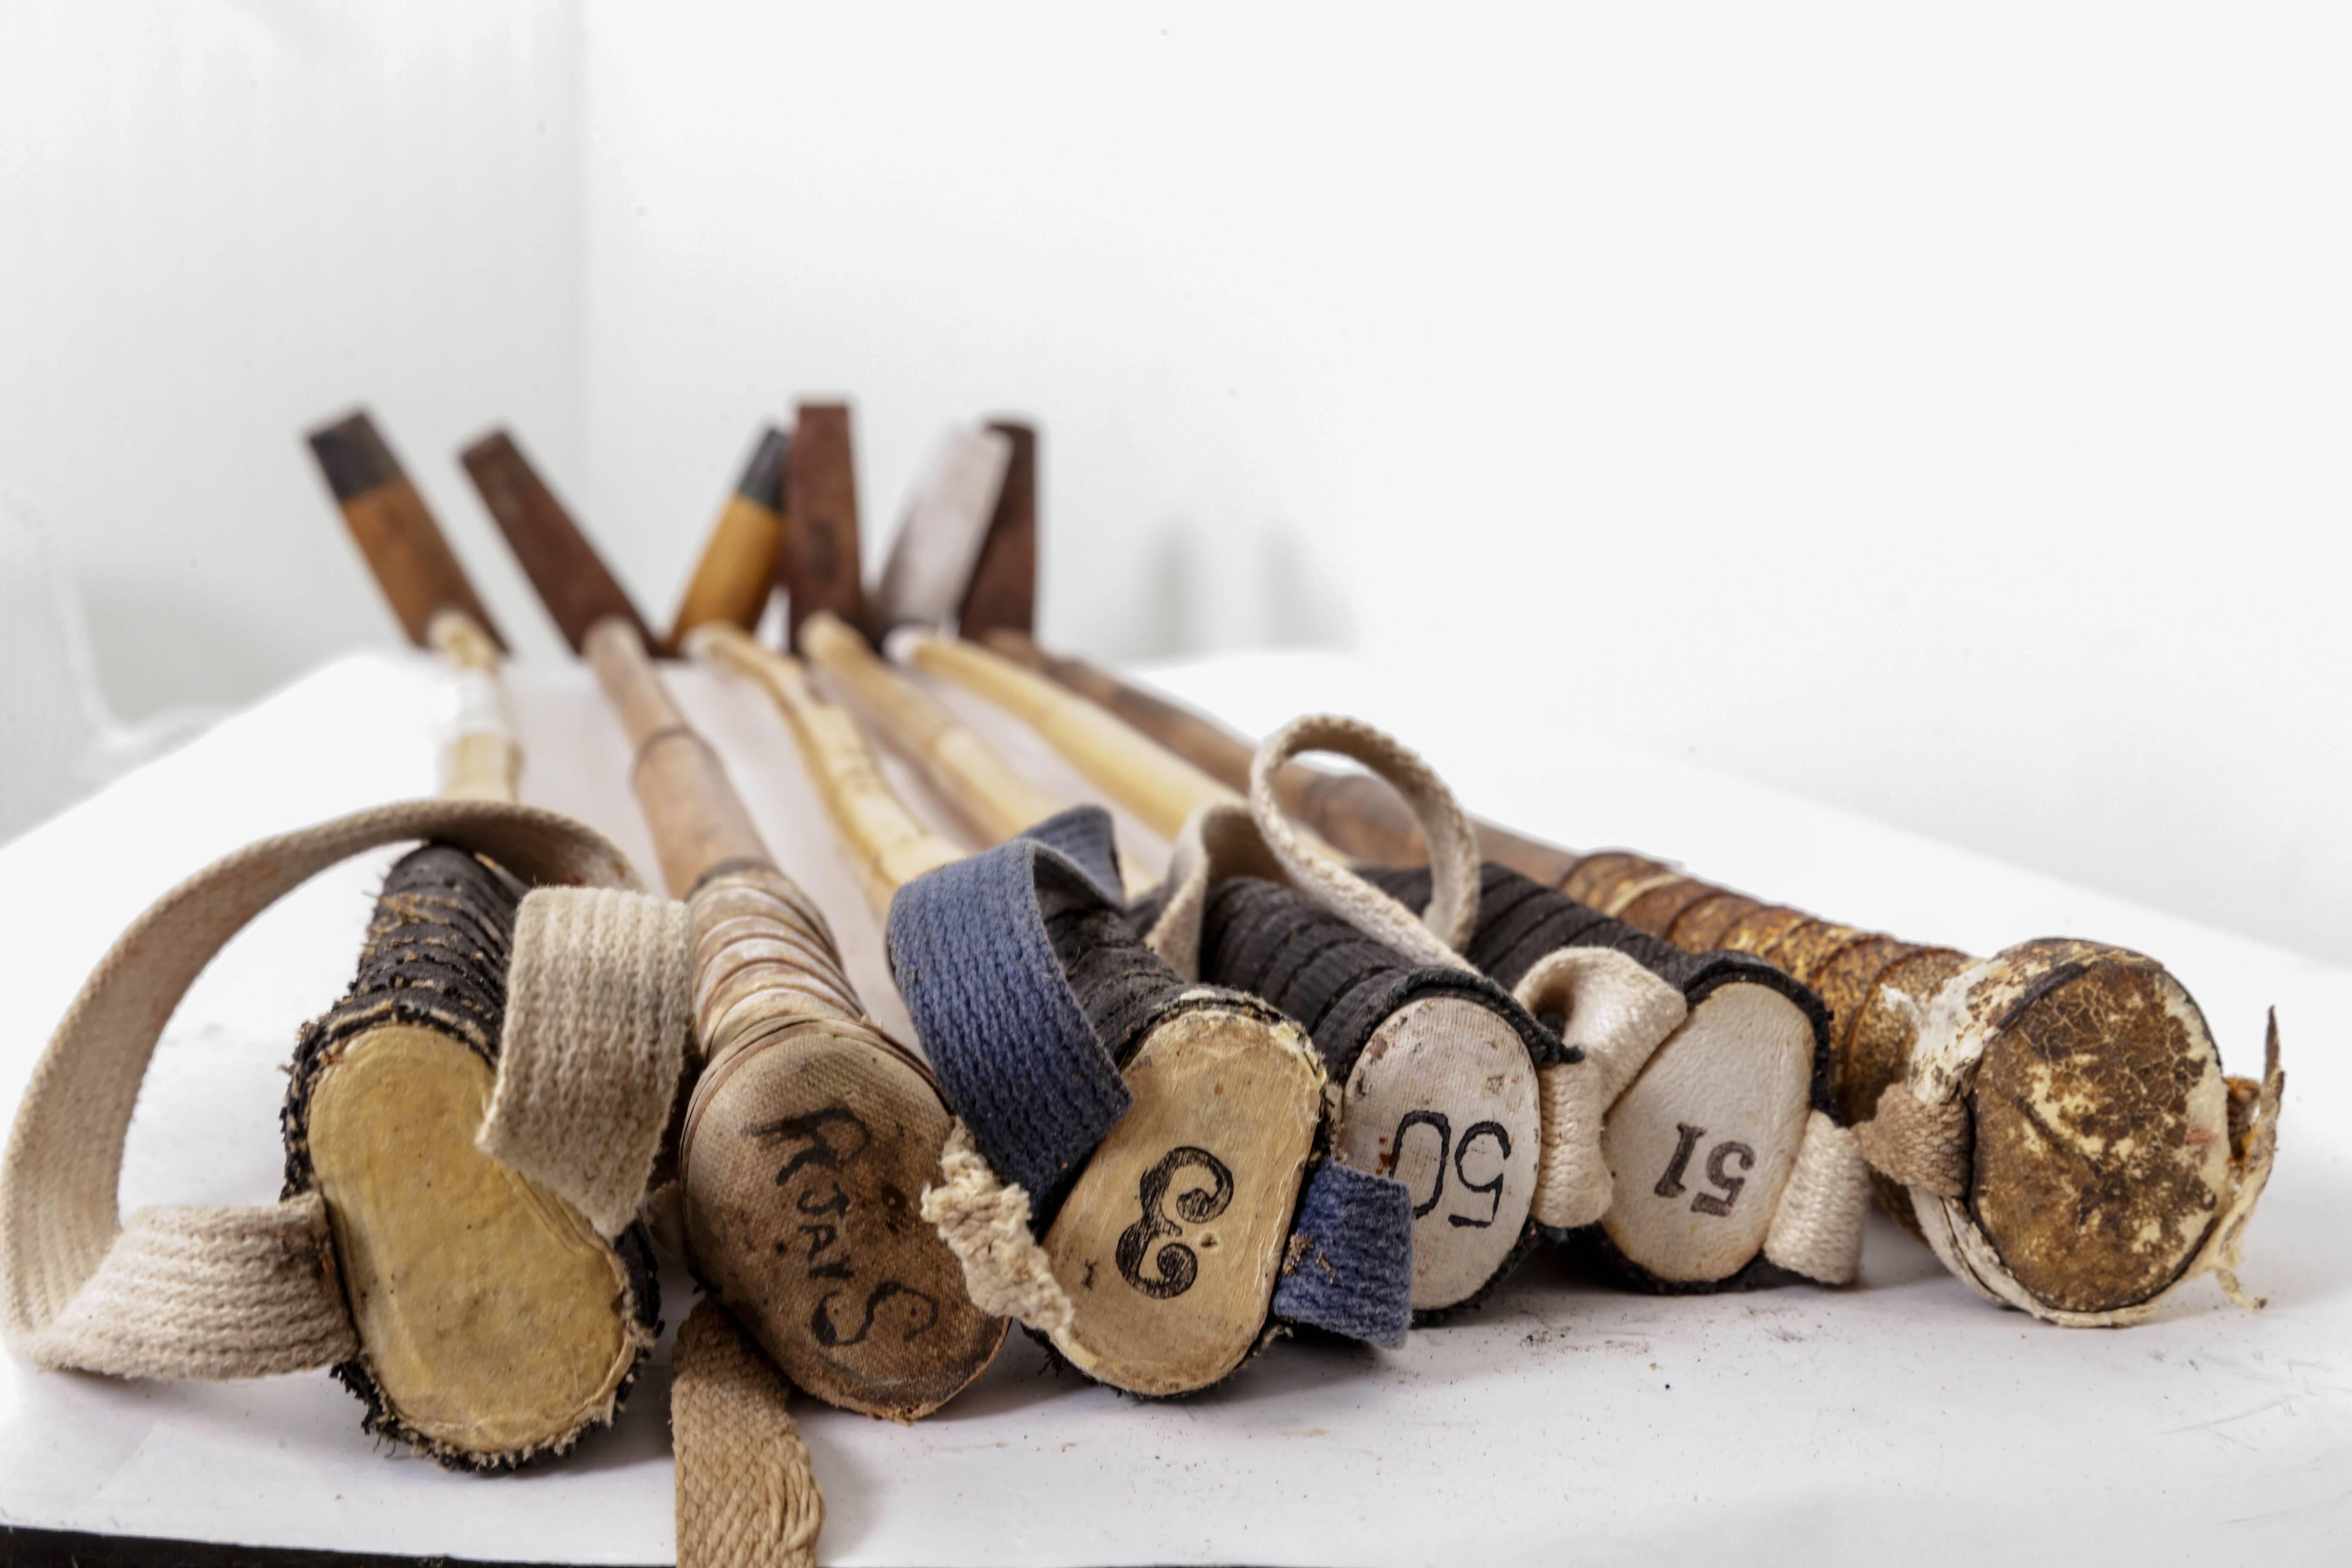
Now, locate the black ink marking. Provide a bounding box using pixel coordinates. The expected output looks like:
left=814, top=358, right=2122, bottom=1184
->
left=811, top=1280, right=942, bottom=1348
left=750, top=1106, right=874, bottom=1186
left=1692, top=1140, right=1755, bottom=1218
left=1393, top=1109, right=1452, bottom=1218
left=1448, top=1120, right=1512, bottom=1229
left=795, top=1182, right=850, bottom=1219
left=1656, top=1122, right=1705, bottom=1199
left=1115, top=1146, right=1235, bottom=1300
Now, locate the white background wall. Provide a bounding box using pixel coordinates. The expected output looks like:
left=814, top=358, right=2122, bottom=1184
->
left=0, top=0, right=588, bottom=703
left=5, top=3, right=2349, bottom=966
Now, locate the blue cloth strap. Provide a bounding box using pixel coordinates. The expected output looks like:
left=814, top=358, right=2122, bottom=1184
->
left=887, top=808, right=1135, bottom=1205
left=1273, top=1158, right=1415, bottom=1347
left=891, top=806, right=1416, bottom=1345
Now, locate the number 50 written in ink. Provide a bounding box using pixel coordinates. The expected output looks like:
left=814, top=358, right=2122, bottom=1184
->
left=1653, top=1122, right=1754, bottom=1217
left=1390, top=1110, right=1514, bottom=1228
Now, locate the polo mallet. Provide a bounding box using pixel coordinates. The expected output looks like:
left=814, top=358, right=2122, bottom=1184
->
left=988, top=637, right=2286, bottom=1326
left=0, top=415, right=670, bottom=1480
left=867, top=424, right=1015, bottom=638
left=689, top=617, right=1410, bottom=1389
left=459, top=429, right=1010, bottom=1418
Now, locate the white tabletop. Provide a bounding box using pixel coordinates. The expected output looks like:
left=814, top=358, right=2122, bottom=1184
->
left=1, top=649, right=2344, bottom=1566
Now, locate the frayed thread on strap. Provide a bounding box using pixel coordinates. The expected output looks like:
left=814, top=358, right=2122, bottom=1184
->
left=919, top=1122, right=1076, bottom=1336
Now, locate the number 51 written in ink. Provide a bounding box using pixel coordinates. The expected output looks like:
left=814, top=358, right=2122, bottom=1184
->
left=1654, top=1122, right=1754, bottom=1216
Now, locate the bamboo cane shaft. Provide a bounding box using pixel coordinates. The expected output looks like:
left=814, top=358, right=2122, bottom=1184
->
left=983, top=631, right=1575, bottom=879
left=665, top=426, right=788, bottom=655
left=426, top=609, right=521, bottom=803
left=804, top=613, right=1158, bottom=900
left=585, top=618, right=771, bottom=896
left=802, top=612, right=1061, bottom=840
left=693, top=623, right=963, bottom=915
left=897, top=630, right=1237, bottom=841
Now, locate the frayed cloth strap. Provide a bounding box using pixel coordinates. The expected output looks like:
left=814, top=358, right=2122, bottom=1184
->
left=919, top=1121, right=1076, bottom=1335
left=1248, top=715, right=1479, bottom=968
left=0, top=799, right=641, bottom=1378
left=673, top=1300, right=823, bottom=1568
left=484, top=886, right=692, bottom=1237
left=1271, top=1159, right=1414, bottom=1347
left=886, top=808, right=1137, bottom=1203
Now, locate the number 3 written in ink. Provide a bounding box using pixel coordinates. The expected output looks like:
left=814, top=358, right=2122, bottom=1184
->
left=1654, top=1122, right=1754, bottom=1216
left=1116, top=1146, right=1236, bottom=1299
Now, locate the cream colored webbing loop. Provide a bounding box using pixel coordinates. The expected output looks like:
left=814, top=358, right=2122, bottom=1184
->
left=1763, top=1112, right=1869, bottom=1286
left=485, top=886, right=692, bottom=1238
left=0, top=800, right=640, bottom=1379
left=1249, top=714, right=1480, bottom=967
left=1511, top=948, right=1690, bottom=1231
left=674, top=1300, right=824, bottom=1568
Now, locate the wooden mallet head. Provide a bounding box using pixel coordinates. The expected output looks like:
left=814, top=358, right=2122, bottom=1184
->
left=307, top=409, right=507, bottom=652
left=459, top=428, right=657, bottom=655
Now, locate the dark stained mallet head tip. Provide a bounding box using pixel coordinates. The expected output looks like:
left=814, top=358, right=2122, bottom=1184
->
left=306, top=409, right=405, bottom=502
left=735, top=425, right=790, bottom=510
left=460, top=425, right=658, bottom=655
